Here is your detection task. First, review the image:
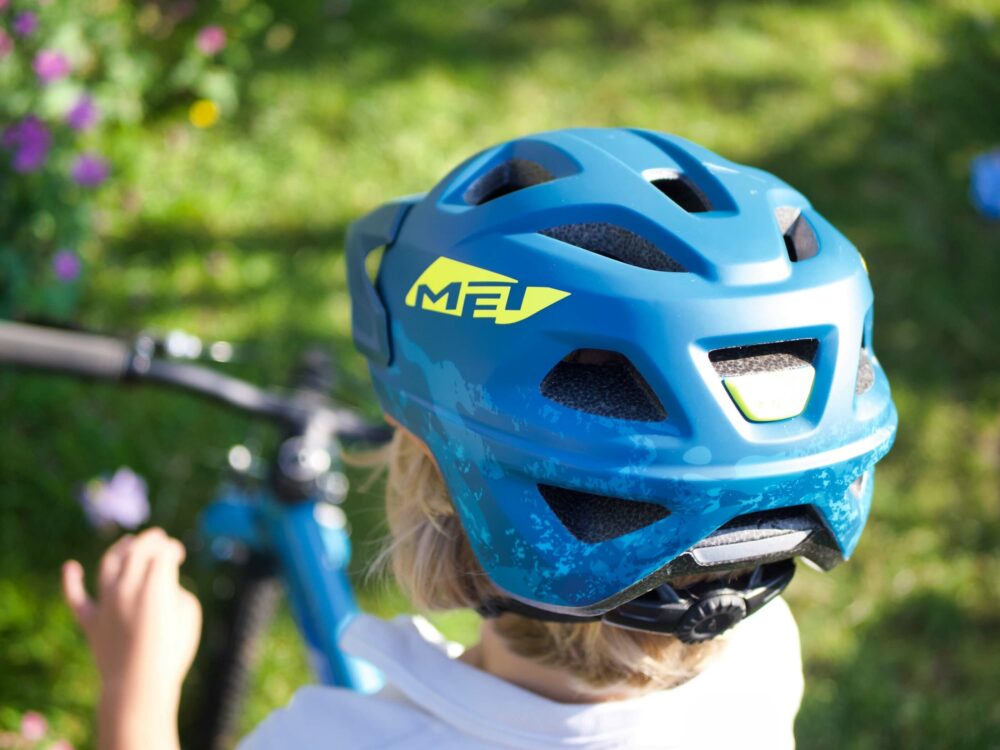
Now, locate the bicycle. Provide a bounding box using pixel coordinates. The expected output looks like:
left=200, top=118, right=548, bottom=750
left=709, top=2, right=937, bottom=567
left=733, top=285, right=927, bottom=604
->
left=0, top=320, right=393, bottom=750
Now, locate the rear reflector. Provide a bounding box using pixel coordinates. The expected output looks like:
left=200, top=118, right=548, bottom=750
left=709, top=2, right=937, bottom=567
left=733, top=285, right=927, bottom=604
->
left=722, top=366, right=815, bottom=422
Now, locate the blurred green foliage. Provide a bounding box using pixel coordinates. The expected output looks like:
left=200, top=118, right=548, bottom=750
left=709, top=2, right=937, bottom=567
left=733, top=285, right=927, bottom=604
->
left=2, top=0, right=1000, bottom=748
left=0, top=0, right=279, bottom=321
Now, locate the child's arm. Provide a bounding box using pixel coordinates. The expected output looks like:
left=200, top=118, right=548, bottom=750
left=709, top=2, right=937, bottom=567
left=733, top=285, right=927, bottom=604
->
left=62, top=527, right=202, bottom=750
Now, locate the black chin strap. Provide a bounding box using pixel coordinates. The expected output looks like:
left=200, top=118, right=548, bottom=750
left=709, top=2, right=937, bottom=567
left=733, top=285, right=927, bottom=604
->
left=476, top=559, right=795, bottom=643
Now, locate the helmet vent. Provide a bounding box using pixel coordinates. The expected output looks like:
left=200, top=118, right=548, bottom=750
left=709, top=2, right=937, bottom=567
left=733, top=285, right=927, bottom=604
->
left=540, top=222, right=686, bottom=272
left=855, top=347, right=875, bottom=395
left=659, top=504, right=844, bottom=575
left=689, top=504, right=834, bottom=566
left=774, top=207, right=819, bottom=261
left=538, top=484, right=670, bottom=543
left=464, top=159, right=556, bottom=205
left=541, top=349, right=667, bottom=422
left=709, top=338, right=818, bottom=377
left=713, top=504, right=824, bottom=536
left=644, top=168, right=713, bottom=213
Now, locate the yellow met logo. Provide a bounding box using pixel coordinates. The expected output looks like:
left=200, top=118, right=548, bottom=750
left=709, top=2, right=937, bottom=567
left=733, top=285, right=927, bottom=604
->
left=405, top=257, right=570, bottom=325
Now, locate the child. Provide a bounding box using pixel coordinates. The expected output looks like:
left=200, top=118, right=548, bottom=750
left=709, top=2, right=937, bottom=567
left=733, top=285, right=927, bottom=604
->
left=63, top=128, right=897, bottom=749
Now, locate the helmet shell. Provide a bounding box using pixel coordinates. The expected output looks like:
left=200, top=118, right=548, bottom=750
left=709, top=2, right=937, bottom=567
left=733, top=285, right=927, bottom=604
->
left=348, top=128, right=897, bottom=614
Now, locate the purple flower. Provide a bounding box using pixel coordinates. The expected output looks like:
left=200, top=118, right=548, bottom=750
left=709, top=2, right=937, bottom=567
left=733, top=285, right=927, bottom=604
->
left=34, top=49, right=71, bottom=83
left=71, top=152, right=109, bottom=187
left=196, top=25, right=226, bottom=55
left=0, top=28, right=12, bottom=59
left=0, top=0, right=10, bottom=12
left=1, top=116, right=52, bottom=173
left=66, top=94, right=100, bottom=131
left=79, top=467, right=150, bottom=531
left=52, top=249, right=82, bottom=281
left=21, top=712, right=48, bottom=742
left=13, top=11, right=38, bottom=37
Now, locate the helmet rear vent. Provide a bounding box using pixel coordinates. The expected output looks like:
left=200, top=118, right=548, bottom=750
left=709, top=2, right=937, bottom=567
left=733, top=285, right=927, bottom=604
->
left=775, top=207, right=819, bottom=261
left=714, top=505, right=824, bottom=535
left=710, top=339, right=818, bottom=422
left=660, top=504, right=844, bottom=575
left=541, top=349, right=667, bottom=422
left=709, top=338, right=818, bottom=377
left=540, top=222, right=686, bottom=272
left=855, top=347, right=875, bottom=394
left=538, top=484, right=670, bottom=543
left=643, top=168, right=713, bottom=213
left=464, top=159, right=556, bottom=205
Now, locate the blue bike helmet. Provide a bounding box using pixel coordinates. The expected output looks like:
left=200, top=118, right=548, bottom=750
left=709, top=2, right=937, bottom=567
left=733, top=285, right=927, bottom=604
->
left=347, top=128, right=897, bottom=641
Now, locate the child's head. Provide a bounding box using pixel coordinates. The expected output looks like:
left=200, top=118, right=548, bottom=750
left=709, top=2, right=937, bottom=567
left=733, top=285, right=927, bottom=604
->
left=374, top=427, right=722, bottom=693
left=347, top=128, right=897, bottom=663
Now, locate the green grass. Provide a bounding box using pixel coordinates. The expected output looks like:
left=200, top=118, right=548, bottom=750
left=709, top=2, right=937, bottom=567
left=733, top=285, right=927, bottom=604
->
left=2, top=0, right=1000, bottom=747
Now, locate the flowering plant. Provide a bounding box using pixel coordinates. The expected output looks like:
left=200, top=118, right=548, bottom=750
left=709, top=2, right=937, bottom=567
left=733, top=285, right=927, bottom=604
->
left=0, top=710, right=74, bottom=749
left=0, top=1, right=95, bottom=321
left=0, top=0, right=291, bottom=321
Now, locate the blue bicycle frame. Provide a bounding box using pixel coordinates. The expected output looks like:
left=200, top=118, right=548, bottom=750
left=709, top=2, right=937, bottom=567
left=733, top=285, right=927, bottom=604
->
left=201, top=482, right=384, bottom=692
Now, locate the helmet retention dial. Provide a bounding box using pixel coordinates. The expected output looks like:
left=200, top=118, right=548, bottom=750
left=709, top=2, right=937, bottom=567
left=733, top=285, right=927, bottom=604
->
left=477, top=559, right=796, bottom=643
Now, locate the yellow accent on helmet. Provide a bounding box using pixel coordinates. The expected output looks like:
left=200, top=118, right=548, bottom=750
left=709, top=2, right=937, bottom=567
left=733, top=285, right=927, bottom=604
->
left=405, top=257, right=570, bottom=324
left=723, top=366, right=815, bottom=422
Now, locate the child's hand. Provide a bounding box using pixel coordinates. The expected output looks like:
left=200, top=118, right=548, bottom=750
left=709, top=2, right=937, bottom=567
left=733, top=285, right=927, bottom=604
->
left=61, top=527, right=202, bottom=750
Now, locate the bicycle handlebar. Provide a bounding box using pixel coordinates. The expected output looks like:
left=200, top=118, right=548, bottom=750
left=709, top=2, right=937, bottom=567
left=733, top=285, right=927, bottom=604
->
left=139, top=359, right=294, bottom=422
left=0, top=321, right=391, bottom=443
left=0, top=321, right=131, bottom=379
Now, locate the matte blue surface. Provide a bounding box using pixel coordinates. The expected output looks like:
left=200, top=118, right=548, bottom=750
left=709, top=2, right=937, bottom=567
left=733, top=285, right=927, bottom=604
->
left=350, top=128, right=898, bottom=613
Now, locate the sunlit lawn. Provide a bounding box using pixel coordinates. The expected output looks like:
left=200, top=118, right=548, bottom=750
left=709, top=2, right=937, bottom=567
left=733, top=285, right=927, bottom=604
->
left=2, top=1, right=999, bottom=748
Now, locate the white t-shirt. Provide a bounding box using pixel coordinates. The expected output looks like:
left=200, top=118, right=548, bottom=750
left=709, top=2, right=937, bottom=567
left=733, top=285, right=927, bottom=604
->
left=238, top=597, right=803, bottom=750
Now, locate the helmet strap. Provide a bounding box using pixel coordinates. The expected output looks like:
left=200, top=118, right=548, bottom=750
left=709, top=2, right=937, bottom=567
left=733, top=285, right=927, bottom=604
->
left=475, top=559, right=795, bottom=643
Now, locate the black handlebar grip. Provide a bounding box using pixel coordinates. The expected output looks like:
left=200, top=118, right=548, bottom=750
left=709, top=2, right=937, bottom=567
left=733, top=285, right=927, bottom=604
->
left=0, top=322, right=131, bottom=379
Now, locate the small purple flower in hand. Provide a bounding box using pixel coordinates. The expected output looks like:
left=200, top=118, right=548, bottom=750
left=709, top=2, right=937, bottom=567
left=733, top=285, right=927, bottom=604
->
left=66, top=95, right=100, bottom=131
left=79, top=467, right=150, bottom=531
left=13, top=10, right=38, bottom=37
left=34, top=49, right=71, bottom=83
left=0, top=28, right=12, bottom=59
left=71, top=152, right=109, bottom=187
left=21, top=711, right=48, bottom=742
left=196, top=25, right=227, bottom=55
left=2, top=116, right=52, bottom=172
left=52, top=249, right=82, bottom=281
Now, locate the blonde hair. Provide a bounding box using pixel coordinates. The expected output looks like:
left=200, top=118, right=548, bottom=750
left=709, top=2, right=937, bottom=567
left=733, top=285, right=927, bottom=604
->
left=365, top=427, right=723, bottom=693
